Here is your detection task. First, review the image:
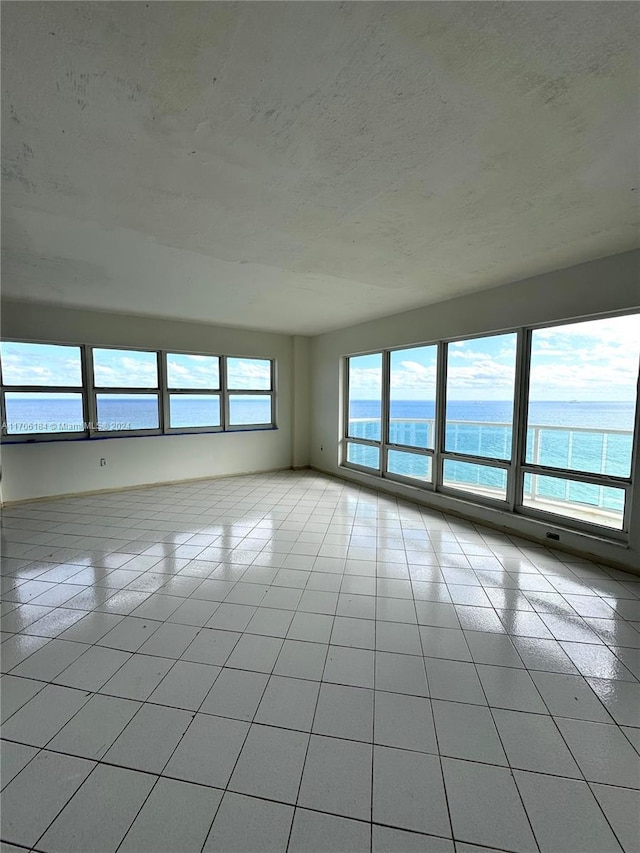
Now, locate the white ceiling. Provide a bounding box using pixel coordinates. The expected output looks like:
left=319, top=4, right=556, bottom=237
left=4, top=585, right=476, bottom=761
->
left=2, top=2, right=638, bottom=335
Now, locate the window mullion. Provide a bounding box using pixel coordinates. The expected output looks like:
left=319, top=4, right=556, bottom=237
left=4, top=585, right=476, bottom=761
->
left=441, top=451, right=511, bottom=469
left=624, top=367, right=640, bottom=532
left=0, top=397, right=6, bottom=437
left=158, top=351, right=169, bottom=434
left=272, top=358, right=277, bottom=427
left=1, top=355, right=7, bottom=438
left=521, top=463, right=630, bottom=488
left=340, top=357, right=349, bottom=465
left=508, top=328, right=529, bottom=512
left=346, top=437, right=380, bottom=448
left=381, top=350, right=390, bottom=476
left=83, top=344, right=97, bottom=437
left=433, top=340, right=447, bottom=491
left=221, top=356, right=229, bottom=431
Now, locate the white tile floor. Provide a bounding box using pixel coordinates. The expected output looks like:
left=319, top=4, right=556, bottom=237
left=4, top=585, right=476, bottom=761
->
left=1, top=469, right=639, bottom=853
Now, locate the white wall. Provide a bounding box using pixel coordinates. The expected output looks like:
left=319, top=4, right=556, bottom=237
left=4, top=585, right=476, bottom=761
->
left=1, top=300, right=297, bottom=502
left=292, top=335, right=311, bottom=469
left=310, top=250, right=640, bottom=572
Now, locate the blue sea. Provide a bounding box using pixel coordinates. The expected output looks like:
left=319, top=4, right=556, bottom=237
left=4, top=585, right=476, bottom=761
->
left=4, top=395, right=272, bottom=433
left=348, top=400, right=636, bottom=516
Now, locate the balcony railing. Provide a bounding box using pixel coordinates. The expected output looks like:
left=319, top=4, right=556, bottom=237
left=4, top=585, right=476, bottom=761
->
left=347, top=418, right=633, bottom=527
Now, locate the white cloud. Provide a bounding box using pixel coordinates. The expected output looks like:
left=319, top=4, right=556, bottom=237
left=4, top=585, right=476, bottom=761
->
left=448, top=359, right=516, bottom=390
left=167, top=355, right=219, bottom=389
left=349, top=366, right=382, bottom=397
left=0, top=347, right=81, bottom=386
left=390, top=360, right=437, bottom=392
left=449, top=349, right=495, bottom=361
left=93, top=355, right=157, bottom=387
left=227, top=359, right=271, bottom=390
left=529, top=314, right=640, bottom=400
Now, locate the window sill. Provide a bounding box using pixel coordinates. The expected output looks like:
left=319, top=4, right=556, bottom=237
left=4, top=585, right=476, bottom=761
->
left=2, top=425, right=279, bottom=444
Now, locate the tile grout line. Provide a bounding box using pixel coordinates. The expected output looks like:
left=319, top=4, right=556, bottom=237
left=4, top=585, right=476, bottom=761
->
left=2, top=470, right=639, bottom=853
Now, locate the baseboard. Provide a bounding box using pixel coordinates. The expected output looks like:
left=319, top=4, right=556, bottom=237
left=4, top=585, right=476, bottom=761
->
left=0, top=465, right=293, bottom=508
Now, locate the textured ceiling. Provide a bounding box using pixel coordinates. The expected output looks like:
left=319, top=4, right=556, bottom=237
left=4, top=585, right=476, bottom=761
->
left=2, top=2, right=639, bottom=335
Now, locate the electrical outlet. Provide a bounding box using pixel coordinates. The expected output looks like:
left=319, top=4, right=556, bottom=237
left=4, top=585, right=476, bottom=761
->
left=320, top=445, right=324, bottom=451
left=546, top=531, right=560, bottom=541
left=99, top=458, right=107, bottom=467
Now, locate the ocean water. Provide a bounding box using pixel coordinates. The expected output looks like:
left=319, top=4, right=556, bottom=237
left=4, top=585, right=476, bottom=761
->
left=348, top=400, right=636, bottom=515
left=4, top=395, right=272, bottom=433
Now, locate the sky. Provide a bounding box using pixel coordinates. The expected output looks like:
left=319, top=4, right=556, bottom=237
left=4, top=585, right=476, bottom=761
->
left=0, top=344, right=271, bottom=394
left=528, top=315, right=640, bottom=402
left=167, top=353, right=219, bottom=389
left=348, top=314, right=640, bottom=402
left=2, top=313, right=638, bottom=403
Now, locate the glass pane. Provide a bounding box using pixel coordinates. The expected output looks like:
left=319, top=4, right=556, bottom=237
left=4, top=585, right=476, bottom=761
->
left=442, top=459, right=508, bottom=501
left=5, top=393, right=84, bottom=434
left=229, top=394, right=272, bottom=425
left=96, top=394, right=159, bottom=431
left=167, top=354, right=219, bottom=390
left=389, top=345, right=437, bottom=449
left=445, top=333, right=517, bottom=461
left=347, top=443, right=380, bottom=470
left=387, top=449, right=432, bottom=482
left=523, top=473, right=624, bottom=530
left=227, top=358, right=271, bottom=390
left=527, top=315, right=640, bottom=478
left=348, top=353, right=382, bottom=442
left=0, top=342, right=82, bottom=387
left=169, top=394, right=220, bottom=428
left=93, top=349, right=158, bottom=388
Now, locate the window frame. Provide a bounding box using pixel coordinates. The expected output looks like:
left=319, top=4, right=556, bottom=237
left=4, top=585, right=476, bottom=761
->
left=225, top=356, right=276, bottom=431
left=163, top=350, right=223, bottom=435
left=514, top=321, right=637, bottom=537
left=343, top=350, right=384, bottom=477
left=385, top=344, right=438, bottom=488
left=439, top=330, right=520, bottom=509
left=341, top=310, right=640, bottom=542
left=0, top=342, right=277, bottom=442
left=89, top=345, right=163, bottom=438
left=0, top=341, right=89, bottom=442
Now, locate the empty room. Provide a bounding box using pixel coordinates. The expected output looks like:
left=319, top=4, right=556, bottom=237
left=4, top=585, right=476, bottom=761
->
left=1, top=2, right=639, bottom=853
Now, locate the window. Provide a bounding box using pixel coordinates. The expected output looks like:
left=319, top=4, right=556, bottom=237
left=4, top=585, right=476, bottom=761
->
left=92, top=348, right=160, bottom=432
left=345, top=352, right=383, bottom=473
left=385, top=345, right=438, bottom=484
left=347, top=353, right=382, bottom=441
left=440, top=332, right=517, bottom=503
left=443, top=459, right=508, bottom=501
left=341, top=311, right=640, bottom=540
left=227, top=357, right=271, bottom=390
left=0, top=342, right=85, bottom=436
left=522, top=473, right=626, bottom=530
left=522, top=315, right=640, bottom=530
left=387, top=449, right=432, bottom=482
left=389, top=346, right=437, bottom=449
left=166, top=353, right=221, bottom=430
left=347, top=442, right=380, bottom=470
left=226, top=358, right=274, bottom=427
left=1, top=343, right=276, bottom=441
left=445, top=333, right=517, bottom=462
